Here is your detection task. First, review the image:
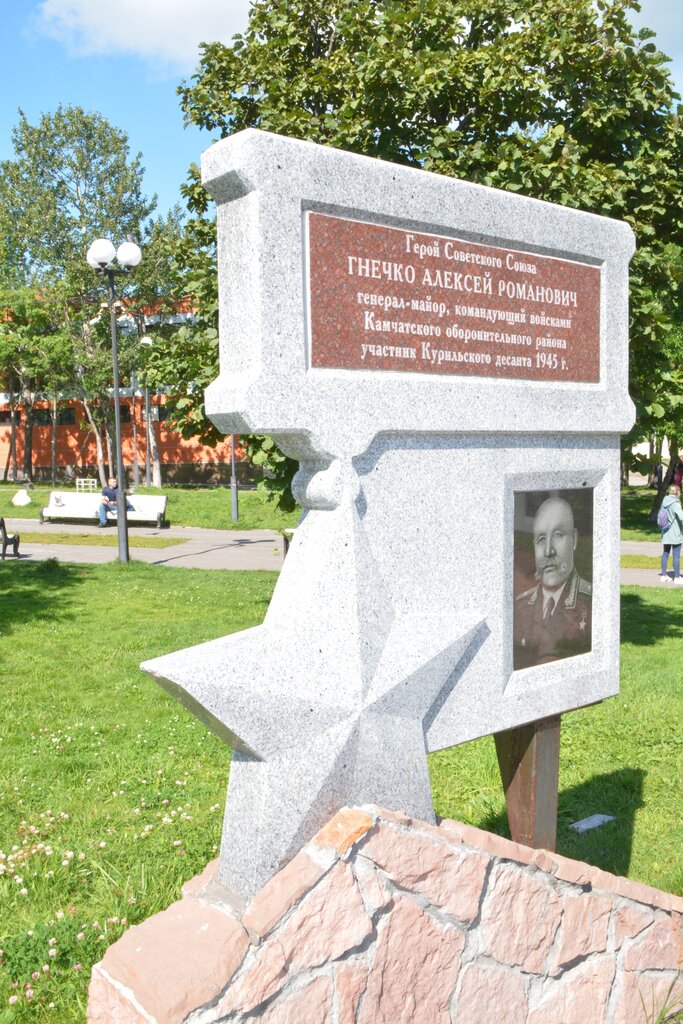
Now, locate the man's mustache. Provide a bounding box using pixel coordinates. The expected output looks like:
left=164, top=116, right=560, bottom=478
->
left=535, top=560, right=570, bottom=580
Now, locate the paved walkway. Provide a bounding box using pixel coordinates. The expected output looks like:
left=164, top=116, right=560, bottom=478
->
left=4, top=518, right=285, bottom=571
left=619, top=540, right=681, bottom=588
left=2, top=518, right=677, bottom=587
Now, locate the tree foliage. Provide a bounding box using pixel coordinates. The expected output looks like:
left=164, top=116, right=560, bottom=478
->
left=1, top=105, right=155, bottom=290
left=0, top=284, right=73, bottom=479
left=175, top=0, right=683, bottom=504
left=0, top=105, right=160, bottom=481
left=140, top=166, right=221, bottom=447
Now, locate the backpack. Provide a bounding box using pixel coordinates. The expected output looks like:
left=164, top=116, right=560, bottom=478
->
left=657, top=505, right=672, bottom=529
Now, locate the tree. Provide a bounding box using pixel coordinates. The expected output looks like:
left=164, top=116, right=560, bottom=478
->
left=175, top=0, right=683, bottom=506
left=0, top=105, right=157, bottom=482
left=140, top=166, right=300, bottom=505
left=141, top=167, right=220, bottom=447
left=1, top=105, right=155, bottom=290
left=118, top=208, right=190, bottom=488
left=626, top=244, right=683, bottom=514
left=0, top=285, right=72, bottom=481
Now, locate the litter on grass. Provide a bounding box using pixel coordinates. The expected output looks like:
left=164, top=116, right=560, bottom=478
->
left=570, top=814, right=616, bottom=834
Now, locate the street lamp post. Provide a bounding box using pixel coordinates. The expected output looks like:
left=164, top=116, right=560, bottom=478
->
left=86, top=238, right=142, bottom=563
left=140, top=336, right=154, bottom=488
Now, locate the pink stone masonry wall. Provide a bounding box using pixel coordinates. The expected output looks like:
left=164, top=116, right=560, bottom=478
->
left=88, top=807, right=683, bottom=1024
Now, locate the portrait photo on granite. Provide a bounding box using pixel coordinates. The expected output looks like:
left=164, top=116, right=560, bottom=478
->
left=513, top=488, right=593, bottom=671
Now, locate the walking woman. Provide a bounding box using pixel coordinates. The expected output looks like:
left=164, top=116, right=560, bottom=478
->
left=659, top=484, right=683, bottom=584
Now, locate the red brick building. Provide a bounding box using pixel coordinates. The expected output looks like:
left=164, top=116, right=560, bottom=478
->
left=0, top=395, right=247, bottom=485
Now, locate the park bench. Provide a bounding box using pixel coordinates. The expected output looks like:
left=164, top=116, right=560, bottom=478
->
left=40, top=491, right=168, bottom=529
left=0, top=518, right=20, bottom=559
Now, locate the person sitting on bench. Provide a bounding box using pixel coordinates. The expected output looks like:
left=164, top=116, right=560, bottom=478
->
left=98, top=477, right=133, bottom=527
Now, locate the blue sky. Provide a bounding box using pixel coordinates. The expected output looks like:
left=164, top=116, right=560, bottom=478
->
left=1, top=0, right=681, bottom=221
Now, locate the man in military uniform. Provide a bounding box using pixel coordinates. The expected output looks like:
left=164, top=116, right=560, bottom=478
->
left=514, top=495, right=592, bottom=670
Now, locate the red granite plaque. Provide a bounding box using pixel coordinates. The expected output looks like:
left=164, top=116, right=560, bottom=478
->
left=307, top=212, right=601, bottom=383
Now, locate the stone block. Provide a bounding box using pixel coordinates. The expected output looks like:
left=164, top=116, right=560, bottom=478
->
left=353, top=855, right=392, bottom=913
left=212, top=933, right=288, bottom=1018
left=592, top=869, right=672, bottom=912
left=95, top=897, right=248, bottom=1024
left=623, top=917, right=682, bottom=972
left=335, top=961, right=370, bottom=1024
left=451, top=963, right=528, bottom=1024
left=360, top=821, right=488, bottom=923
left=478, top=864, right=562, bottom=973
left=531, top=848, right=559, bottom=874
left=613, top=969, right=683, bottom=1024
left=373, top=806, right=415, bottom=828
left=214, top=862, right=371, bottom=1017
left=356, top=896, right=464, bottom=1023
left=548, top=851, right=596, bottom=888
left=526, top=957, right=615, bottom=1024
left=181, top=858, right=219, bottom=900
left=440, top=819, right=534, bottom=865
left=87, top=965, right=155, bottom=1023
left=548, top=893, right=611, bottom=974
left=259, top=976, right=334, bottom=1024
left=243, top=849, right=325, bottom=939
left=312, top=807, right=375, bottom=855
left=613, top=903, right=655, bottom=949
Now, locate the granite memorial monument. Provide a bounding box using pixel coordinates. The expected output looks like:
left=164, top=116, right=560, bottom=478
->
left=142, top=129, right=634, bottom=904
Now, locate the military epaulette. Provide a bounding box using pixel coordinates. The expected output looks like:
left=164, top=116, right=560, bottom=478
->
left=578, top=577, right=592, bottom=597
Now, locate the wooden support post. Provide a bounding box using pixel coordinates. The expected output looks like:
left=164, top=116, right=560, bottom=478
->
left=494, top=715, right=561, bottom=851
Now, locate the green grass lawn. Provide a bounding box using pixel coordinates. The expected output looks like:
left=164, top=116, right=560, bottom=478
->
left=0, top=561, right=275, bottom=1022
left=621, top=555, right=662, bottom=570
left=0, top=562, right=681, bottom=1021
left=621, top=486, right=662, bottom=542
left=0, top=483, right=300, bottom=533
left=0, top=484, right=53, bottom=522
left=133, top=486, right=301, bottom=531
left=17, top=532, right=184, bottom=549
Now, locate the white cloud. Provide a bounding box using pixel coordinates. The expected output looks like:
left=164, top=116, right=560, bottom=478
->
left=35, top=0, right=252, bottom=73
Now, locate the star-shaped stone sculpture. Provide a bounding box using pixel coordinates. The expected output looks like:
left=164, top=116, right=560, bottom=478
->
left=142, top=485, right=485, bottom=905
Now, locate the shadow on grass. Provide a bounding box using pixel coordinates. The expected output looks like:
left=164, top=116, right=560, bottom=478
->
left=472, top=767, right=645, bottom=879
left=0, top=559, right=89, bottom=635
left=621, top=591, right=683, bottom=646
left=618, top=489, right=655, bottom=536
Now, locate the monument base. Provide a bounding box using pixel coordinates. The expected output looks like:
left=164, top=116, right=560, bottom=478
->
left=88, top=807, right=682, bottom=1024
